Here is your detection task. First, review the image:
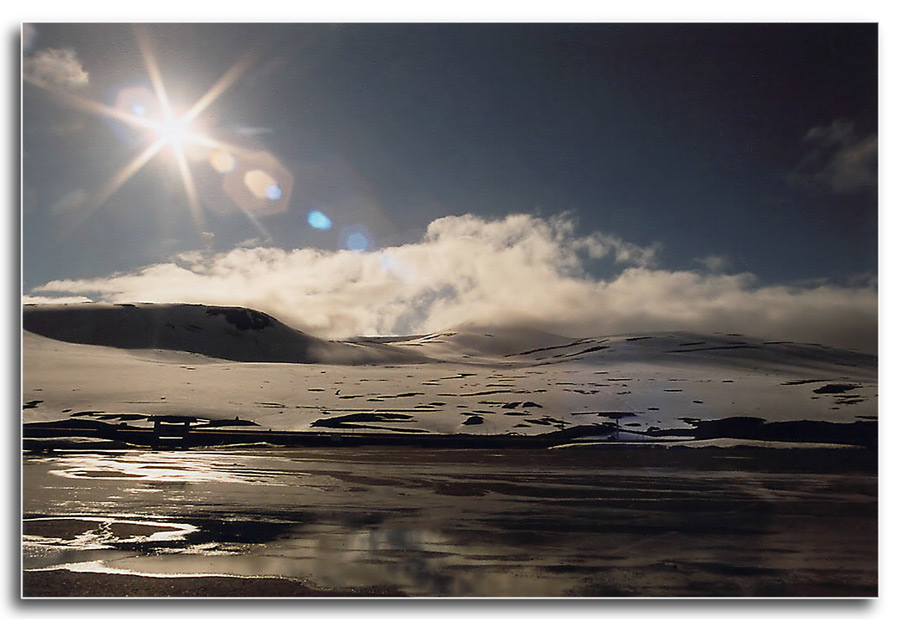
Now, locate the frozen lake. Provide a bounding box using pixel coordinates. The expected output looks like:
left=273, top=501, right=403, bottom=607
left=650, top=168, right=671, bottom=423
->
left=23, top=445, right=877, bottom=597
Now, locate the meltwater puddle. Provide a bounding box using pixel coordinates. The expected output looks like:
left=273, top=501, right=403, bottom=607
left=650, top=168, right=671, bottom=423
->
left=23, top=516, right=199, bottom=570
left=44, top=450, right=302, bottom=486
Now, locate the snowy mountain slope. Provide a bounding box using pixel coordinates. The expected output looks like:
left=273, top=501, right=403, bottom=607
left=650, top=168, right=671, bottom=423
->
left=22, top=303, right=877, bottom=446
left=395, top=327, right=875, bottom=372
left=23, top=303, right=427, bottom=365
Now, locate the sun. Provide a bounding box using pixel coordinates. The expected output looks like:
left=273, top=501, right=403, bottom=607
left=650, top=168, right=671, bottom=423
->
left=142, top=105, right=212, bottom=181
left=157, top=116, right=192, bottom=149
left=24, top=25, right=255, bottom=231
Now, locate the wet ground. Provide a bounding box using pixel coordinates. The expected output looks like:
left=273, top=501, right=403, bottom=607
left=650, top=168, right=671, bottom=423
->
left=22, top=446, right=877, bottom=597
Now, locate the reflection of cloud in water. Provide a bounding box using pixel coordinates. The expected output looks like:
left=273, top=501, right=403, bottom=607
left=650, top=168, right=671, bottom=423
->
left=23, top=447, right=877, bottom=596
left=302, top=527, right=568, bottom=596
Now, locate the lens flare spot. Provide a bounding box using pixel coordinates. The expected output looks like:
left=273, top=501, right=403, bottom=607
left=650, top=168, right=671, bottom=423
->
left=106, top=84, right=159, bottom=143
left=340, top=224, right=373, bottom=252
left=244, top=169, right=279, bottom=200
left=307, top=210, right=332, bottom=230
left=347, top=233, right=368, bottom=251
left=209, top=150, right=236, bottom=173
left=222, top=150, right=293, bottom=217
left=113, top=85, right=157, bottom=118
left=265, top=184, right=282, bottom=201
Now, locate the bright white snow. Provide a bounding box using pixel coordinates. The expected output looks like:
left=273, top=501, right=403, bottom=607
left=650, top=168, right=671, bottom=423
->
left=22, top=303, right=877, bottom=439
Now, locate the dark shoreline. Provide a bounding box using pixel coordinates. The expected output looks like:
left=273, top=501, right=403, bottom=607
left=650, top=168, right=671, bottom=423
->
left=22, top=569, right=407, bottom=598
left=23, top=567, right=877, bottom=598
left=23, top=416, right=878, bottom=451
left=22, top=439, right=878, bottom=477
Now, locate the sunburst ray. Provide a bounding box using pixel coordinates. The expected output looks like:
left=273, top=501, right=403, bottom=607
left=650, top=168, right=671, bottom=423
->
left=28, top=26, right=263, bottom=234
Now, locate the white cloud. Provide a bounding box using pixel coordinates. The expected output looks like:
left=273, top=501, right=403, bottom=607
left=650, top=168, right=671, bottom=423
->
left=24, top=47, right=89, bottom=89
left=31, top=213, right=877, bottom=352
left=572, top=230, right=660, bottom=267
left=22, top=294, right=93, bottom=305
left=694, top=254, right=731, bottom=273
left=793, top=119, right=877, bottom=193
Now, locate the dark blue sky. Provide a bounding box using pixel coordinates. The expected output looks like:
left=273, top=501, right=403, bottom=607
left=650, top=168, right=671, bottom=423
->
left=23, top=23, right=877, bottom=292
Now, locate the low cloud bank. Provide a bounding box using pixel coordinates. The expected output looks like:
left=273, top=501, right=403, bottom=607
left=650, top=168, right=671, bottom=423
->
left=30, top=214, right=877, bottom=352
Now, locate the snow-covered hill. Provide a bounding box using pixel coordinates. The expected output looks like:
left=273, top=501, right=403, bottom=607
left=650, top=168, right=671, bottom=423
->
left=23, top=303, right=426, bottom=365
left=22, top=303, right=877, bottom=447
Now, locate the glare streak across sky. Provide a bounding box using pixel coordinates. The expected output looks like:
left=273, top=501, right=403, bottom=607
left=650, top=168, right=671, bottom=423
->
left=26, top=24, right=292, bottom=238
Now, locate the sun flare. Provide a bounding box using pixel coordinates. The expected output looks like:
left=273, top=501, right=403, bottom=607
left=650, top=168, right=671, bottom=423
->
left=157, top=117, right=191, bottom=149
left=22, top=25, right=263, bottom=233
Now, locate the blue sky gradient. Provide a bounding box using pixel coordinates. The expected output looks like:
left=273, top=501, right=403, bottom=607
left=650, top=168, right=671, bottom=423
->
left=21, top=23, right=878, bottom=346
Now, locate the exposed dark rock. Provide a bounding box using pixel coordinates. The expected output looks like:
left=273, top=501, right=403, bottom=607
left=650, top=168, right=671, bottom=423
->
left=647, top=416, right=876, bottom=448
left=781, top=379, right=827, bottom=386
left=203, top=418, right=260, bottom=428
left=813, top=384, right=861, bottom=394
left=311, top=412, right=414, bottom=428
left=205, top=307, right=273, bottom=330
